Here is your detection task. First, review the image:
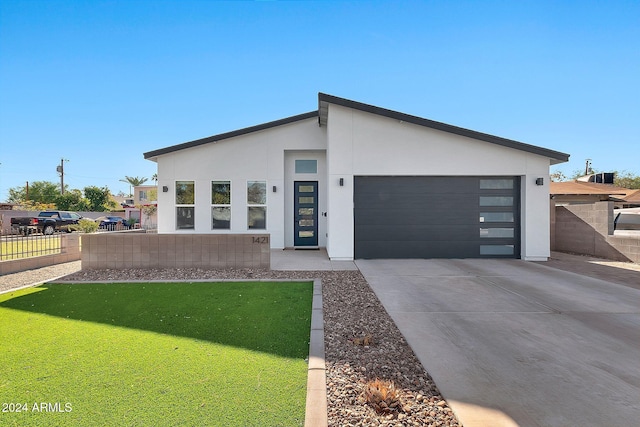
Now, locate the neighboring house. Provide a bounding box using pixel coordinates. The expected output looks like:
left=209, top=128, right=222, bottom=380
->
left=144, top=93, right=569, bottom=261
left=551, top=181, right=639, bottom=208
left=612, top=189, right=640, bottom=208
left=134, top=185, right=158, bottom=205
left=113, top=195, right=135, bottom=208
left=125, top=185, right=158, bottom=229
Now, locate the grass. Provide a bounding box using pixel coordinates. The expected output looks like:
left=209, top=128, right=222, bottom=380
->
left=0, top=281, right=313, bottom=426
left=0, top=235, right=61, bottom=261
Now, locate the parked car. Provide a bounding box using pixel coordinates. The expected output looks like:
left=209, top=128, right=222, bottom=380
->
left=10, top=211, right=85, bottom=235
left=94, top=216, right=128, bottom=231
left=614, top=209, right=640, bottom=231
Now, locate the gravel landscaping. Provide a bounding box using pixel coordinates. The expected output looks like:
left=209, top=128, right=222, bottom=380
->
left=2, top=262, right=461, bottom=426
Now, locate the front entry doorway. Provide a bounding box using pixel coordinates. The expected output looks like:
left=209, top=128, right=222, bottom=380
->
left=294, top=181, right=318, bottom=246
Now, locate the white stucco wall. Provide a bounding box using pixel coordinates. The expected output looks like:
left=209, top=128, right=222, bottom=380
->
left=325, top=104, right=553, bottom=260
left=151, top=102, right=557, bottom=261
left=154, top=118, right=326, bottom=249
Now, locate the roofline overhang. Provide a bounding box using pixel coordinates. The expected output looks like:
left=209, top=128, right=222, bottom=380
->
left=143, top=111, right=318, bottom=161
left=318, top=92, right=570, bottom=164
left=143, top=93, right=570, bottom=165
left=551, top=192, right=628, bottom=196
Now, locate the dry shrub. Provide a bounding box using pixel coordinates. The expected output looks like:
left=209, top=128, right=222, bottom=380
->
left=351, top=333, right=373, bottom=346
left=363, top=378, right=404, bottom=414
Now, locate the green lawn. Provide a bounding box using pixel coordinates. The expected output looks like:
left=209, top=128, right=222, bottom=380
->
left=0, top=281, right=312, bottom=427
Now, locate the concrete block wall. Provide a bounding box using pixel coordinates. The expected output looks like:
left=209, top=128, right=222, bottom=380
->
left=0, top=234, right=81, bottom=275
left=554, top=202, right=640, bottom=263
left=81, top=233, right=270, bottom=270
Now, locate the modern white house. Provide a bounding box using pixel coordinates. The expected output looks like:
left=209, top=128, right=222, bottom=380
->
left=144, top=93, right=569, bottom=261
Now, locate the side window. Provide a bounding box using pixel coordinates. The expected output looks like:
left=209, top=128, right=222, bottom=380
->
left=176, top=181, right=195, bottom=230
left=211, top=181, right=231, bottom=230
left=247, top=181, right=266, bottom=229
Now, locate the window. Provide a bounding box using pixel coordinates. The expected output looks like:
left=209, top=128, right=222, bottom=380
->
left=139, top=190, right=147, bottom=201
left=480, top=179, right=514, bottom=189
left=211, top=181, right=231, bottom=229
left=247, top=181, right=266, bottom=229
left=295, top=159, right=317, bottom=174
left=480, top=212, right=514, bottom=223
left=480, top=196, right=513, bottom=206
left=480, top=228, right=514, bottom=238
left=176, top=181, right=195, bottom=229
left=480, top=245, right=514, bottom=255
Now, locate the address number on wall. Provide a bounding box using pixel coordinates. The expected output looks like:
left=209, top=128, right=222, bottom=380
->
left=252, top=237, right=269, bottom=244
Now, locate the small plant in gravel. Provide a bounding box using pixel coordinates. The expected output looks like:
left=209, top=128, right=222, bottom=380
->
left=362, top=378, right=407, bottom=414
left=350, top=333, right=373, bottom=346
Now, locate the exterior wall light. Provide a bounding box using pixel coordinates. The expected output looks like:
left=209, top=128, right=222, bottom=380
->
left=272, top=186, right=277, bottom=193
left=339, top=178, right=344, bottom=186
left=535, top=178, right=544, bottom=186
left=162, top=186, right=169, bottom=192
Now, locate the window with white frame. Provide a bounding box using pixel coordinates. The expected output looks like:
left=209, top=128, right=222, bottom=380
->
left=211, top=181, right=231, bottom=229
left=176, top=180, right=195, bottom=229
left=247, top=181, right=266, bottom=229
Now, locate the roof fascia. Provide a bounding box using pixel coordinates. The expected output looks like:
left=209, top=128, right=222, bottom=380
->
left=318, top=92, right=569, bottom=163
left=144, top=111, right=318, bottom=160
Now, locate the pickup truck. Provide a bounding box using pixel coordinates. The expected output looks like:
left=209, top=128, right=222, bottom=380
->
left=11, top=211, right=85, bottom=235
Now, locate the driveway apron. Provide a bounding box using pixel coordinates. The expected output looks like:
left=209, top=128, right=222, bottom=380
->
left=356, top=259, right=640, bottom=427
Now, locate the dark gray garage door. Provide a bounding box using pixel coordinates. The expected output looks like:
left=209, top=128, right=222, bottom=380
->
left=354, top=176, right=520, bottom=259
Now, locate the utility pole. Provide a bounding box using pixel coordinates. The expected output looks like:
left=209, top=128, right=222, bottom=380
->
left=56, top=158, right=69, bottom=194
left=585, top=159, right=592, bottom=175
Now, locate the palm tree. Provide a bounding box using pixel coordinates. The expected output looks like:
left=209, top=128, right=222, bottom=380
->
left=151, top=173, right=158, bottom=183
left=120, top=176, right=148, bottom=196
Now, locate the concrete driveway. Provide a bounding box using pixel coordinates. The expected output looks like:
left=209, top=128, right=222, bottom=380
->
left=356, top=258, right=640, bottom=427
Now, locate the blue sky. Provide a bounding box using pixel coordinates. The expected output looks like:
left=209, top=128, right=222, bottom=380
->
left=1, top=0, right=638, bottom=201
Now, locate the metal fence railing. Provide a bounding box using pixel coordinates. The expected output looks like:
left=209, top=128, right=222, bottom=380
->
left=0, top=233, right=62, bottom=261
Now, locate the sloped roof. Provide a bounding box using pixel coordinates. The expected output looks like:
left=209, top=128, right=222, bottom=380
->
left=318, top=93, right=569, bottom=164
left=612, top=189, right=640, bottom=203
left=144, top=111, right=317, bottom=160
left=550, top=181, right=629, bottom=196
left=145, top=93, right=570, bottom=163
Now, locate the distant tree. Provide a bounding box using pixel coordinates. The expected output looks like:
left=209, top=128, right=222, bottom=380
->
left=550, top=170, right=568, bottom=182
left=614, top=171, right=640, bottom=189
left=554, top=168, right=640, bottom=189
left=56, top=189, right=90, bottom=211
left=84, top=186, right=117, bottom=212
left=147, top=188, right=157, bottom=202
left=120, top=176, right=148, bottom=196
left=13, top=200, right=56, bottom=211
left=151, top=173, right=158, bottom=183
left=8, top=181, right=63, bottom=204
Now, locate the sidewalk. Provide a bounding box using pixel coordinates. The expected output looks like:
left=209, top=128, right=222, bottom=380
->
left=541, top=251, right=640, bottom=290
left=270, top=248, right=358, bottom=271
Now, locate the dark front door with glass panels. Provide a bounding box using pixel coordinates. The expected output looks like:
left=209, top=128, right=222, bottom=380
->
left=294, top=181, right=318, bottom=246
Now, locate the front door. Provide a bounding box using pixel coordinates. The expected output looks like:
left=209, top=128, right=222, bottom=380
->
left=294, top=181, right=318, bottom=246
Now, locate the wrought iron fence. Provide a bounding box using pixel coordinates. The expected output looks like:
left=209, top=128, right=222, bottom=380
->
left=0, top=232, right=62, bottom=261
